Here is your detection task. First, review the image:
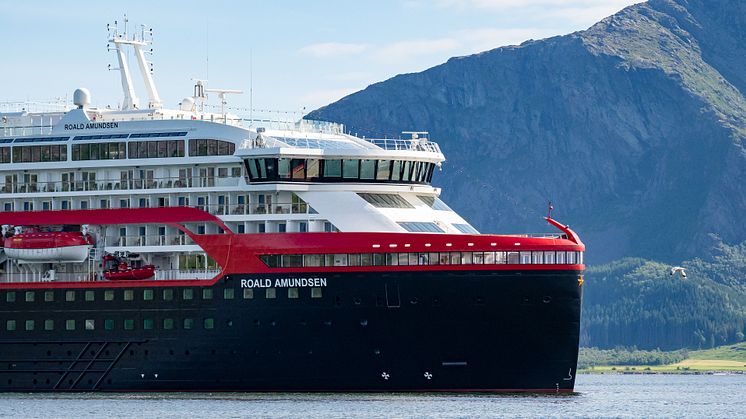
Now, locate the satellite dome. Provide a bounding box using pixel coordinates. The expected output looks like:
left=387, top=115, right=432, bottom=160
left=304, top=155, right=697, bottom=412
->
left=180, top=97, right=196, bottom=112
left=73, top=88, right=91, bottom=109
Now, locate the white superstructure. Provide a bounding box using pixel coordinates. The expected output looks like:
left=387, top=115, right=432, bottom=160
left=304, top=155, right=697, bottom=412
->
left=0, top=22, right=477, bottom=283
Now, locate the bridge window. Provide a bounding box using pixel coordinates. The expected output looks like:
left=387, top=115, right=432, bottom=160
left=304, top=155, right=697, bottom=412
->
left=245, top=157, right=435, bottom=184
left=452, top=223, right=479, bottom=234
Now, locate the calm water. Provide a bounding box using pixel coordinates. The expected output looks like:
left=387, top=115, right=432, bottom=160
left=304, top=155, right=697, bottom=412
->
left=0, top=374, right=744, bottom=418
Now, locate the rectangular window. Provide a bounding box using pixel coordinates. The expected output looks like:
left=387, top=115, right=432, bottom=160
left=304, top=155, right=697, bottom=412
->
left=143, top=289, right=154, bottom=301
left=66, top=320, right=76, bottom=331
left=323, top=159, right=342, bottom=177
left=544, top=251, right=555, bottom=264
left=6, top=320, right=16, bottom=331
left=183, top=288, right=194, bottom=300
left=224, top=288, right=235, bottom=300
left=398, top=222, right=444, bottom=233
left=163, top=318, right=174, bottom=330
left=204, top=318, right=215, bottom=329
left=6, top=291, right=15, bottom=302
left=104, top=290, right=114, bottom=301
left=358, top=193, right=414, bottom=209
left=531, top=251, right=543, bottom=264
left=484, top=252, right=495, bottom=264
left=520, top=252, right=532, bottom=264
left=25, top=320, right=34, bottom=331
left=495, top=252, right=507, bottom=264
left=311, top=287, right=323, bottom=298
left=556, top=251, right=566, bottom=264
left=143, top=319, right=154, bottom=330
left=85, top=290, right=95, bottom=301
left=202, top=288, right=213, bottom=300
left=360, top=159, right=376, bottom=179
left=44, top=319, right=54, bottom=331
left=85, top=319, right=95, bottom=330
left=25, top=291, right=35, bottom=302
left=376, top=160, right=391, bottom=180
left=288, top=287, right=299, bottom=299
left=44, top=291, right=54, bottom=302
left=104, top=319, right=114, bottom=331
left=343, top=159, right=359, bottom=178
left=65, top=290, right=76, bottom=302
left=124, top=290, right=134, bottom=301
left=124, top=319, right=134, bottom=330
left=163, top=289, right=173, bottom=301
left=243, top=288, right=254, bottom=299
left=184, top=318, right=194, bottom=330
left=266, top=288, right=276, bottom=299
left=507, top=251, right=520, bottom=264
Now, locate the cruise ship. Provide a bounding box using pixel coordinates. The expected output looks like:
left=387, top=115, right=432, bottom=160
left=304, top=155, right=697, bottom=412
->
left=0, top=23, right=585, bottom=392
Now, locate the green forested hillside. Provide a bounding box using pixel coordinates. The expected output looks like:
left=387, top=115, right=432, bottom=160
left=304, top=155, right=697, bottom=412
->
left=582, top=241, right=746, bottom=349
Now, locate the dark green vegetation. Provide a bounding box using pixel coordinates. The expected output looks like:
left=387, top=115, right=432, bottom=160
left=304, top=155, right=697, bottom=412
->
left=308, top=0, right=746, bottom=351
left=578, top=347, right=688, bottom=369
left=581, top=239, right=746, bottom=350
left=308, top=0, right=746, bottom=264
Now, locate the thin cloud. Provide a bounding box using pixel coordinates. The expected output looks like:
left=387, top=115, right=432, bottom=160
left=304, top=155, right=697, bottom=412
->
left=299, top=42, right=369, bottom=58
left=299, top=88, right=359, bottom=108
left=373, top=38, right=461, bottom=63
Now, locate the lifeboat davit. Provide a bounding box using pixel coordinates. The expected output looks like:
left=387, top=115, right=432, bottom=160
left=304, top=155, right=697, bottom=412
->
left=102, top=253, right=156, bottom=280
left=3, top=232, right=94, bottom=263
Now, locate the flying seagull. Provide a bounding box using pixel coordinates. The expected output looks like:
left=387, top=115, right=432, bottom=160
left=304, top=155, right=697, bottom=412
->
left=670, top=266, right=687, bottom=278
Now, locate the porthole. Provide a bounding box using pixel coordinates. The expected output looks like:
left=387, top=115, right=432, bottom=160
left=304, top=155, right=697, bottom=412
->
left=353, top=297, right=362, bottom=305
left=542, top=296, right=552, bottom=304
left=410, top=297, right=419, bottom=305
left=360, top=319, right=368, bottom=326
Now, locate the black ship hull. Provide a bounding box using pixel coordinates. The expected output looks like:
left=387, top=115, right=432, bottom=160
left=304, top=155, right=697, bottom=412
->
left=0, top=269, right=582, bottom=392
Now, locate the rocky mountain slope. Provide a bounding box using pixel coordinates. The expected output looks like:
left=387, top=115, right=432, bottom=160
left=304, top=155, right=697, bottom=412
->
left=308, top=0, right=746, bottom=263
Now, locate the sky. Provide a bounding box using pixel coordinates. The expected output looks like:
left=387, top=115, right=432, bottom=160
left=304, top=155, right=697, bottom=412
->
left=0, top=0, right=642, bottom=117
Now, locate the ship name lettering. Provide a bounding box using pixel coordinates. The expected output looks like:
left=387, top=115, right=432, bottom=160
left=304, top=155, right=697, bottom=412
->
left=240, top=277, right=327, bottom=288
left=63, top=122, right=119, bottom=130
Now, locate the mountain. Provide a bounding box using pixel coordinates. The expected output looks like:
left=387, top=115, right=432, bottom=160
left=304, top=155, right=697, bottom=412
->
left=307, top=0, right=746, bottom=264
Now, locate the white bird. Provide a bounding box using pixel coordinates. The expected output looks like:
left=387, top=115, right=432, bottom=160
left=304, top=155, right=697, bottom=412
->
left=670, top=266, right=687, bottom=278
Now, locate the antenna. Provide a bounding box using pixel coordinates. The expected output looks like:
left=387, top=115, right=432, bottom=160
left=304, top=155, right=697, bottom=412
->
left=107, top=16, right=162, bottom=109
left=547, top=201, right=554, bottom=219
left=249, top=48, right=253, bottom=123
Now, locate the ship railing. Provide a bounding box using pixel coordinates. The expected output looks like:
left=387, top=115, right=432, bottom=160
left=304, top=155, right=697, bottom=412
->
left=1, top=176, right=244, bottom=194
left=503, top=233, right=566, bottom=239
left=0, top=202, right=313, bottom=218
left=109, top=234, right=196, bottom=247
left=365, top=138, right=442, bottom=153
left=0, top=269, right=220, bottom=284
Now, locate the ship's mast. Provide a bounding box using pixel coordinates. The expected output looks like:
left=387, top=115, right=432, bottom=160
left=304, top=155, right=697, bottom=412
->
left=107, top=17, right=162, bottom=110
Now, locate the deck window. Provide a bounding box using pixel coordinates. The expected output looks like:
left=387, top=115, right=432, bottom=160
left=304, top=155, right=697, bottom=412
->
left=66, top=320, right=75, bottom=331
left=44, top=320, right=54, bottom=331
left=25, top=291, right=35, bottom=302
left=224, top=288, right=235, bottom=300
left=243, top=288, right=254, bottom=299
left=124, top=319, right=134, bottom=330
left=6, top=320, right=16, bottom=331
left=25, top=320, right=34, bottom=331
left=204, top=318, right=215, bottom=329
left=66, top=290, right=76, bottom=302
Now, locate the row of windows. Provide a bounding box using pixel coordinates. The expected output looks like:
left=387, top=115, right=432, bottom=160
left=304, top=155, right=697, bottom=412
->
left=261, top=250, right=585, bottom=268
left=1, top=137, right=234, bottom=163
left=245, top=158, right=436, bottom=184
left=8, top=145, right=67, bottom=163
left=3, top=286, right=323, bottom=303
left=5, top=132, right=187, bottom=143
left=72, top=142, right=127, bottom=160
left=189, top=139, right=236, bottom=156
left=127, top=140, right=186, bottom=159
left=5, top=318, right=214, bottom=331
